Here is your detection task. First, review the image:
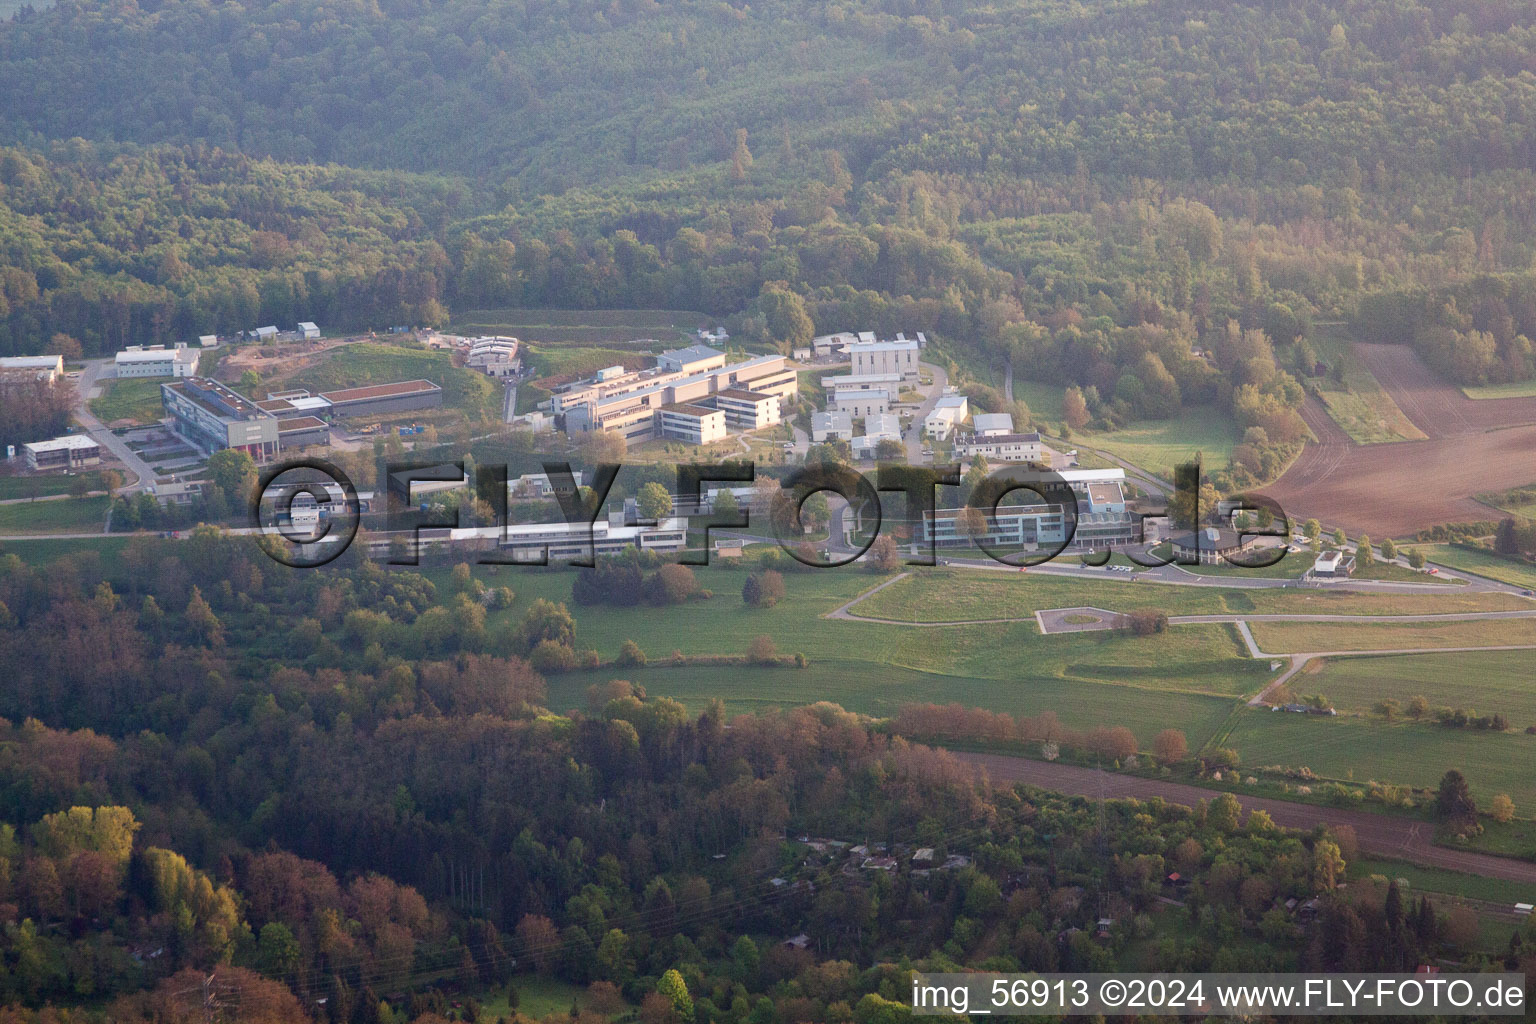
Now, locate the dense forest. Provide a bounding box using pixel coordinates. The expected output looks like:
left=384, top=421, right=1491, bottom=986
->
left=4, top=0, right=1536, bottom=407
left=0, top=537, right=1529, bottom=1022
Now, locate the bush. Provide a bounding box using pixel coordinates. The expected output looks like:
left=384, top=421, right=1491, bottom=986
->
left=617, top=639, right=647, bottom=667
left=1127, top=608, right=1169, bottom=636
left=743, top=570, right=786, bottom=608
left=529, top=639, right=577, bottom=673
left=747, top=635, right=779, bottom=664
left=647, top=563, right=698, bottom=605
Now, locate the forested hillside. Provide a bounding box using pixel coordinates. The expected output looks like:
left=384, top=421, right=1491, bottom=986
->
left=3, top=0, right=1536, bottom=424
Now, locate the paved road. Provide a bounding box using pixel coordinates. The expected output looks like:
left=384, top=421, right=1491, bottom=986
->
left=73, top=359, right=158, bottom=492
left=954, top=751, right=1536, bottom=885
left=904, top=361, right=949, bottom=463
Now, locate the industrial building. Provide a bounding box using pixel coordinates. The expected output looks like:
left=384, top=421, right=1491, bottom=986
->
left=831, top=390, right=891, bottom=418
left=972, top=413, right=1014, bottom=436
left=657, top=344, right=728, bottom=374
left=924, top=394, right=969, bottom=439
left=23, top=434, right=101, bottom=472
left=464, top=336, right=520, bottom=377
left=297, top=322, right=320, bottom=340
left=114, top=344, right=200, bottom=378
left=915, top=471, right=1140, bottom=551
left=319, top=379, right=443, bottom=418
left=275, top=416, right=330, bottom=448
left=811, top=411, right=853, bottom=442
left=161, top=377, right=280, bottom=461
left=846, top=336, right=920, bottom=381
left=851, top=413, right=903, bottom=460
left=0, top=355, right=64, bottom=381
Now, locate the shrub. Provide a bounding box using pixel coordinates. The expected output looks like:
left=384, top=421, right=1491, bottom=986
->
left=747, top=635, right=779, bottom=664
left=529, top=639, right=577, bottom=673
left=743, top=570, right=786, bottom=608
left=647, top=563, right=698, bottom=605
left=1127, top=608, right=1169, bottom=636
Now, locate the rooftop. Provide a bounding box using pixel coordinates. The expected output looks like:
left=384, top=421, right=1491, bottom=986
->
left=660, top=402, right=721, bottom=418
left=165, top=377, right=270, bottom=421
left=965, top=431, right=1041, bottom=445
left=24, top=434, right=100, bottom=453
left=659, top=343, right=724, bottom=365
left=933, top=394, right=968, bottom=410
left=115, top=346, right=197, bottom=363
left=276, top=416, right=328, bottom=432
left=715, top=387, right=775, bottom=402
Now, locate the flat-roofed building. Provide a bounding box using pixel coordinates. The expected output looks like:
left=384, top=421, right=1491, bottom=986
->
left=319, top=379, right=443, bottom=418
left=812, top=332, right=858, bottom=359
left=657, top=344, right=726, bottom=374
left=562, top=353, right=797, bottom=445
left=0, top=355, right=63, bottom=381
left=955, top=431, right=1044, bottom=463
left=162, top=377, right=280, bottom=460
left=916, top=500, right=1141, bottom=550
left=115, top=344, right=200, bottom=378
left=297, top=321, right=320, bottom=340
left=23, top=434, right=100, bottom=471
left=275, top=415, right=330, bottom=448
left=251, top=325, right=278, bottom=341
left=657, top=403, right=727, bottom=445
left=847, top=338, right=920, bottom=380
left=493, top=516, right=690, bottom=563
left=851, top=413, right=903, bottom=460
left=1312, top=550, right=1355, bottom=577
left=713, top=388, right=781, bottom=430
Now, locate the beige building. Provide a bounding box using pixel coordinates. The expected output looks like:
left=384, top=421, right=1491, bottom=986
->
left=847, top=338, right=920, bottom=381
left=657, top=403, right=727, bottom=445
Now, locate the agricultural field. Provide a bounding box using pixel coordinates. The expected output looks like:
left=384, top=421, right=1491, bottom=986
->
left=88, top=377, right=165, bottom=426
left=280, top=341, right=500, bottom=420
left=1223, top=710, right=1536, bottom=809
left=1463, top=381, right=1536, bottom=400
left=1348, top=858, right=1536, bottom=906
left=1248, top=617, right=1536, bottom=654
left=850, top=569, right=1528, bottom=624
left=449, top=308, right=711, bottom=347
left=1303, top=650, right=1536, bottom=723
left=1309, top=325, right=1426, bottom=444
left=1081, top=405, right=1237, bottom=474
left=0, top=495, right=110, bottom=534
left=1262, top=342, right=1536, bottom=537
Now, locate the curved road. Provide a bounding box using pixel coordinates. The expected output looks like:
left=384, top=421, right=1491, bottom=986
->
left=955, top=750, right=1536, bottom=885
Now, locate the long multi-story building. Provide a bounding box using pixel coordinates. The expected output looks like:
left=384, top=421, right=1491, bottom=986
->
left=913, top=469, right=1140, bottom=550
left=161, top=377, right=280, bottom=461
left=0, top=355, right=64, bottom=382
left=954, top=431, right=1046, bottom=463
left=114, top=344, right=200, bottom=378
left=558, top=350, right=797, bottom=446
left=23, top=435, right=100, bottom=471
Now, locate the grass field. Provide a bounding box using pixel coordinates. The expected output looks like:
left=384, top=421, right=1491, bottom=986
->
left=458, top=564, right=1257, bottom=744
left=88, top=378, right=165, bottom=425
left=1249, top=617, right=1536, bottom=654
left=478, top=976, right=595, bottom=1021
left=1420, top=544, right=1536, bottom=590
left=0, top=495, right=109, bottom=534
left=450, top=308, right=710, bottom=347
left=1462, top=380, right=1536, bottom=400
left=1348, top=858, right=1536, bottom=906
left=0, top=535, right=130, bottom=564
left=525, top=344, right=650, bottom=381
left=1303, top=650, right=1536, bottom=722
left=1317, top=386, right=1427, bottom=444
left=1008, top=377, right=1067, bottom=427
left=281, top=341, right=500, bottom=419
left=1351, top=560, right=1460, bottom=584
left=0, top=472, right=108, bottom=501
left=1224, top=709, right=1536, bottom=808
left=850, top=569, right=1528, bottom=623
left=1081, top=405, right=1237, bottom=473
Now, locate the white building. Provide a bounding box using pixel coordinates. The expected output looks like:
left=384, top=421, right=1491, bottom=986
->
left=714, top=388, right=781, bottom=430
left=466, top=336, right=520, bottom=377
left=812, top=332, right=858, bottom=359
left=23, top=434, right=100, bottom=471
left=954, top=431, right=1045, bottom=464
left=924, top=394, right=969, bottom=439
left=0, top=355, right=64, bottom=381
left=851, top=413, right=903, bottom=460
left=832, top=390, right=891, bottom=418
left=297, top=322, right=320, bottom=340
left=198, top=335, right=218, bottom=348
left=657, top=344, right=726, bottom=375
left=972, top=412, right=1014, bottom=436
left=847, top=338, right=919, bottom=381
left=251, top=326, right=278, bottom=341
left=811, top=410, right=854, bottom=442
left=657, top=403, right=727, bottom=445
left=115, top=344, right=200, bottom=378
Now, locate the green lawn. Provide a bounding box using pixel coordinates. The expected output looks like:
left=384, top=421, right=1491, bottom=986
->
left=477, top=976, right=597, bottom=1022
left=0, top=471, right=108, bottom=501
left=1224, top=709, right=1536, bottom=809
left=283, top=341, right=500, bottom=419
left=524, top=344, right=650, bottom=381
left=1249, top=617, right=1536, bottom=654
left=1008, top=377, right=1067, bottom=427
left=0, top=495, right=110, bottom=534
left=1317, top=385, right=1426, bottom=444
left=0, top=535, right=131, bottom=564
left=1082, top=405, right=1236, bottom=474
left=851, top=569, right=1526, bottom=623
left=1419, top=544, right=1536, bottom=591
left=89, top=377, right=165, bottom=425
left=1351, top=559, right=1460, bottom=585
left=1305, top=650, right=1536, bottom=722
left=1462, top=380, right=1536, bottom=400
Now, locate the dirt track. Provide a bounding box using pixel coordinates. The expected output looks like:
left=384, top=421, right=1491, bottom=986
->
left=955, top=751, right=1536, bottom=885
left=1261, top=344, right=1536, bottom=537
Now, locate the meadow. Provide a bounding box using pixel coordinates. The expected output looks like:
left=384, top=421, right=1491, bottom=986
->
left=1304, top=650, right=1536, bottom=722
left=0, top=495, right=110, bottom=534
left=850, top=569, right=1528, bottom=623
left=1310, top=325, right=1426, bottom=444
left=0, top=471, right=109, bottom=501
left=282, top=342, right=500, bottom=419
left=1223, top=710, right=1536, bottom=809
left=524, top=345, right=649, bottom=381
left=1079, top=405, right=1237, bottom=474
left=1420, top=544, right=1536, bottom=590
left=88, top=378, right=165, bottom=425
left=1462, top=381, right=1536, bottom=400
left=1248, top=617, right=1536, bottom=654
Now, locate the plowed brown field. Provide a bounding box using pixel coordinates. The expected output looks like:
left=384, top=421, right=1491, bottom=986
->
left=1259, top=344, right=1536, bottom=537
